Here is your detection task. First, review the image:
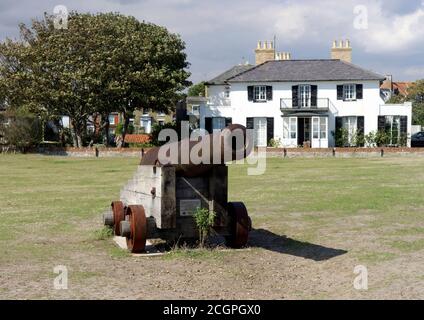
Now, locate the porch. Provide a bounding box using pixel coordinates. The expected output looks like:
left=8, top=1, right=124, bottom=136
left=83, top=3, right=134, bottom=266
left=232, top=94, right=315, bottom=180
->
left=282, top=115, right=329, bottom=148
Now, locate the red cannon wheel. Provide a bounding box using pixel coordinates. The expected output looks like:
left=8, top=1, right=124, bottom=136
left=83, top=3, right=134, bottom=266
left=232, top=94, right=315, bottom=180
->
left=226, top=202, right=251, bottom=248
left=125, top=205, right=147, bottom=253
left=111, top=201, right=125, bottom=236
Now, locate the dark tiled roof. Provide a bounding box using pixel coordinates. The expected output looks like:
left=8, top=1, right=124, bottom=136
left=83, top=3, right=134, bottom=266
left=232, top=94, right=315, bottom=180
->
left=206, top=64, right=254, bottom=85
left=227, top=59, right=385, bottom=82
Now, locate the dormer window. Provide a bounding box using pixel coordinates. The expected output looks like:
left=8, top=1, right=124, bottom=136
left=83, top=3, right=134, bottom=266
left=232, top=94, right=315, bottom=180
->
left=343, top=84, right=356, bottom=100
left=254, top=86, right=267, bottom=102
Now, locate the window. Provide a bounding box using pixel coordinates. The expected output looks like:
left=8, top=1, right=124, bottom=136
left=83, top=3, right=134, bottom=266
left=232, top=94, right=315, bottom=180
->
left=313, top=117, right=327, bottom=140
left=343, top=84, right=356, bottom=101
left=191, top=105, right=200, bottom=115
left=283, top=117, right=297, bottom=140
left=108, top=114, right=116, bottom=125
left=290, top=118, right=297, bottom=139
left=212, top=117, right=226, bottom=130
left=313, top=118, right=319, bottom=139
left=320, top=117, right=327, bottom=139
left=283, top=118, right=289, bottom=139
left=384, top=116, right=400, bottom=145
left=254, top=86, right=267, bottom=102
left=342, top=116, right=357, bottom=145
left=299, top=85, right=311, bottom=108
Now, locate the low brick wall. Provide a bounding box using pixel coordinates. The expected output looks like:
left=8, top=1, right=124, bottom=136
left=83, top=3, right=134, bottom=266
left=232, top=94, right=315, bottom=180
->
left=266, top=147, right=424, bottom=158
left=36, top=146, right=153, bottom=158
left=34, top=146, right=424, bottom=158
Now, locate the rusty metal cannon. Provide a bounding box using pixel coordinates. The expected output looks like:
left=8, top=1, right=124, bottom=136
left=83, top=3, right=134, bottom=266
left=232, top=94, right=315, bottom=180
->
left=104, top=124, right=253, bottom=253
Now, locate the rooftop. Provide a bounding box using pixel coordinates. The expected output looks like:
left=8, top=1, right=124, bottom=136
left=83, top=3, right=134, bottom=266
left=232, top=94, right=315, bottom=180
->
left=207, top=59, right=385, bottom=84
left=206, top=64, right=254, bottom=85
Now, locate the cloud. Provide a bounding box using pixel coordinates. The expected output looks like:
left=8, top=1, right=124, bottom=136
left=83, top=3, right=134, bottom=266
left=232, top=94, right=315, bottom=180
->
left=0, top=0, right=423, bottom=82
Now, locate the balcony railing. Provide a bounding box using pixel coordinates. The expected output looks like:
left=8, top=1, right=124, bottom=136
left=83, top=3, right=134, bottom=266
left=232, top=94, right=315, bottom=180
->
left=280, top=98, right=331, bottom=111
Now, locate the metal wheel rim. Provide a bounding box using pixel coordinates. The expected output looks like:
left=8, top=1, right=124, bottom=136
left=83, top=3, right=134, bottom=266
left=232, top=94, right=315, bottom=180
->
left=111, top=201, right=125, bottom=236
left=126, top=205, right=147, bottom=253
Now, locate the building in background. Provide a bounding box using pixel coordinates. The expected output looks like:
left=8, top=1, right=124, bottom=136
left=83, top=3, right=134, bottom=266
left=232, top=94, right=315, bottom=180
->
left=380, top=76, right=414, bottom=102
left=201, top=40, right=412, bottom=148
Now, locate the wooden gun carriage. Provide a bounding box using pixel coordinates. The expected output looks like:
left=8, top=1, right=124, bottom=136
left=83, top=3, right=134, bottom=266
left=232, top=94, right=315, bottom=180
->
left=104, top=124, right=252, bottom=253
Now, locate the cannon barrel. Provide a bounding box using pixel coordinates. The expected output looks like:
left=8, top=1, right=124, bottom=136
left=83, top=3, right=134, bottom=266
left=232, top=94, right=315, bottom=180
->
left=140, top=124, right=252, bottom=175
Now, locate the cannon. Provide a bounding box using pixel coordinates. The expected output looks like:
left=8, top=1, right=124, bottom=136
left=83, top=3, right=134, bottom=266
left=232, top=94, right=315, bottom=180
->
left=104, top=124, right=253, bottom=253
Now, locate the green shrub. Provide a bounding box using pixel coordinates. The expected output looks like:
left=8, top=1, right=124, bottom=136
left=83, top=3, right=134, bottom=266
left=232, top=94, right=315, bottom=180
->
left=0, top=114, right=42, bottom=152
left=194, top=207, right=216, bottom=248
left=268, top=138, right=282, bottom=148
left=364, top=131, right=377, bottom=147
left=128, top=142, right=154, bottom=148
left=115, top=122, right=134, bottom=136
left=335, top=128, right=349, bottom=147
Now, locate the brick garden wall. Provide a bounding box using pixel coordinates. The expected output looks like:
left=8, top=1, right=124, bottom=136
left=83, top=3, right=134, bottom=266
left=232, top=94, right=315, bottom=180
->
left=33, top=146, right=424, bottom=158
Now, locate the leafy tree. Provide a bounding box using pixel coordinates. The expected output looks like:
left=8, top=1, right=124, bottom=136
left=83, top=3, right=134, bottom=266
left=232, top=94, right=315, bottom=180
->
left=0, top=110, right=42, bottom=152
left=0, top=12, right=191, bottom=147
left=387, top=94, right=405, bottom=104
left=407, top=80, right=424, bottom=126
left=188, top=82, right=206, bottom=97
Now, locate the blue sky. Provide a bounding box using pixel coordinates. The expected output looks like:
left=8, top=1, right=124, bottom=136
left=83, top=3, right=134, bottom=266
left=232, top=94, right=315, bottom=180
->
left=1, top=0, right=423, bottom=83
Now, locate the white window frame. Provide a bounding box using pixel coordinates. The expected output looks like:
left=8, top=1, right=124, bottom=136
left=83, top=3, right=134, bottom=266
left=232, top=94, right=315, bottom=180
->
left=283, top=117, right=297, bottom=140
left=108, top=114, right=116, bottom=125
left=313, top=117, right=319, bottom=139
left=254, top=86, right=267, bottom=102
left=191, top=105, right=200, bottom=115
left=299, top=85, right=311, bottom=108
left=384, top=115, right=401, bottom=145
left=343, top=84, right=356, bottom=101
left=289, top=117, right=297, bottom=139
left=312, top=117, right=328, bottom=140
left=342, top=116, right=358, bottom=145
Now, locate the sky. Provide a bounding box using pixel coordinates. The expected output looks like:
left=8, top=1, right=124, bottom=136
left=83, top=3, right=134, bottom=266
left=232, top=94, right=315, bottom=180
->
left=1, top=0, right=423, bottom=84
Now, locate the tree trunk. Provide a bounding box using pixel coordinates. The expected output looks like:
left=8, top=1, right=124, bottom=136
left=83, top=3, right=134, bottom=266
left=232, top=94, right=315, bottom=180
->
left=71, top=118, right=84, bottom=148
left=104, top=115, right=110, bottom=147
left=121, top=113, right=130, bottom=148
left=70, top=120, right=78, bottom=147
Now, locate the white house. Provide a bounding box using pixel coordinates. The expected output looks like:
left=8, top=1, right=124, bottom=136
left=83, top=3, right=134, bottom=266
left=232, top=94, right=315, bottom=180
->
left=200, top=40, right=412, bottom=148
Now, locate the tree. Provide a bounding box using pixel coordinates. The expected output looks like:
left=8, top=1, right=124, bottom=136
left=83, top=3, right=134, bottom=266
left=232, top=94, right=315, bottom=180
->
left=407, top=80, right=424, bottom=126
left=188, top=81, right=206, bottom=97
left=0, top=12, right=191, bottom=147
left=0, top=110, right=42, bottom=152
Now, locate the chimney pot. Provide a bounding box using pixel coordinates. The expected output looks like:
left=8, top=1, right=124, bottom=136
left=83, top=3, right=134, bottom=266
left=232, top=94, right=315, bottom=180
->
left=331, top=39, right=352, bottom=63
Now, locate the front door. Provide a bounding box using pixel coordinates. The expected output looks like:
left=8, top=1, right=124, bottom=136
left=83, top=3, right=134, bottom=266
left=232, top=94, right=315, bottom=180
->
left=297, top=118, right=311, bottom=146
left=254, top=117, right=267, bottom=147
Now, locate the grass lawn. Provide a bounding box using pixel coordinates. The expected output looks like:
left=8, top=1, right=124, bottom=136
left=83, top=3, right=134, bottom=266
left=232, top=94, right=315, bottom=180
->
left=1, top=154, right=424, bottom=299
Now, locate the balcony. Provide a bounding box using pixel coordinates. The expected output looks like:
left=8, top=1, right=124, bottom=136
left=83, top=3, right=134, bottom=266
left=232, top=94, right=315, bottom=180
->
left=280, top=98, right=333, bottom=115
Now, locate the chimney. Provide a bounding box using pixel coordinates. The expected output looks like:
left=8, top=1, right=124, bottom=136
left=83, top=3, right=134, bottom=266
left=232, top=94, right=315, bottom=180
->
left=255, top=40, right=275, bottom=65
left=275, top=52, right=291, bottom=61
left=331, top=39, right=352, bottom=63
left=385, top=75, right=393, bottom=92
